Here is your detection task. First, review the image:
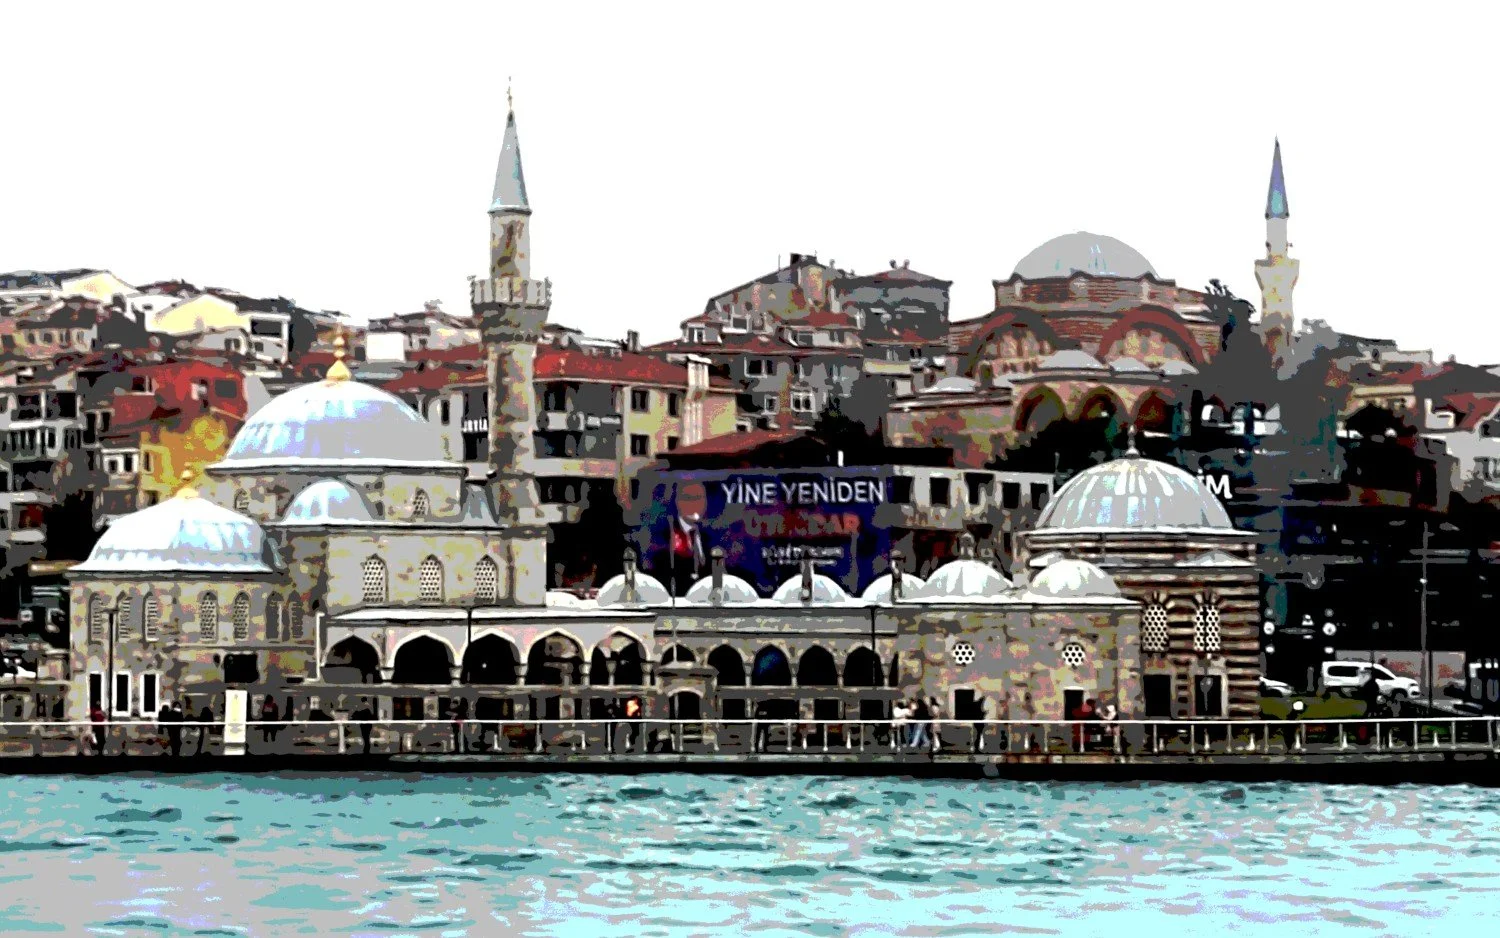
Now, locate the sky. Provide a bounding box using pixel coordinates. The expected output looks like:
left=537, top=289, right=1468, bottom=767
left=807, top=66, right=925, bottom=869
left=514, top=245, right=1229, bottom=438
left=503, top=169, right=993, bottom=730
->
left=4, top=2, right=1497, bottom=358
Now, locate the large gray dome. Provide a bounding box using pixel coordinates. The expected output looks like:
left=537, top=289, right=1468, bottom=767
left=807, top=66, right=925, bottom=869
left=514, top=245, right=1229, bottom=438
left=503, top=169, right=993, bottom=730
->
left=1037, top=455, right=1232, bottom=531
left=1014, top=232, right=1157, bottom=280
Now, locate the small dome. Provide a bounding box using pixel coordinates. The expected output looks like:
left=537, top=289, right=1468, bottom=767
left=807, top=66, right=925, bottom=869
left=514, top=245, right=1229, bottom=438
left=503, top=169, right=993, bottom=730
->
left=545, top=590, right=585, bottom=607
left=1158, top=359, right=1199, bottom=376
left=74, top=493, right=278, bottom=575
left=221, top=378, right=447, bottom=468
left=1038, top=349, right=1108, bottom=372
left=1037, top=455, right=1233, bottom=531
left=1109, top=356, right=1152, bottom=373
left=280, top=479, right=377, bottom=525
left=684, top=575, right=760, bottom=604
left=596, top=573, right=672, bottom=606
left=915, top=559, right=1012, bottom=601
left=771, top=574, right=852, bottom=605
left=860, top=571, right=927, bottom=603
left=921, top=376, right=980, bottom=395
left=1176, top=549, right=1254, bottom=568
left=1014, top=232, right=1157, bottom=280
left=1024, top=558, right=1121, bottom=600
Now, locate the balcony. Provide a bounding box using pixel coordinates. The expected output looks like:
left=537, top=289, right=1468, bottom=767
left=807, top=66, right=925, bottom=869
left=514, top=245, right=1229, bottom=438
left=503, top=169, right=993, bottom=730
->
left=461, top=417, right=489, bottom=434
left=896, top=503, right=966, bottom=531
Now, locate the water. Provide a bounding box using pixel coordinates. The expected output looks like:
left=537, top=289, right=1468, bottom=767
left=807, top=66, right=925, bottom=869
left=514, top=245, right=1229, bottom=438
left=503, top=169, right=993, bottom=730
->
left=1, top=774, right=1497, bottom=937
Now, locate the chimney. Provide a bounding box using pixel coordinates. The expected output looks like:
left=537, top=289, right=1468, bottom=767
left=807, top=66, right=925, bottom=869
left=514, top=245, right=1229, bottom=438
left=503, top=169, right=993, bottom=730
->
left=710, top=546, right=726, bottom=605
left=622, top=548, right=639, bottom=604
left=889, top=260, right=897, bottom=269
left=625, top=330, right=640, bottom=354
left=799, top=553, right=815, bottom=603
left=890, top=549, right=905, bottom=601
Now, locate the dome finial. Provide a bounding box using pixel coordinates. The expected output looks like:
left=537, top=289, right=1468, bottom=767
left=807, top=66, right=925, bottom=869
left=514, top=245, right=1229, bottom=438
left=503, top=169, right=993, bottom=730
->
left=326, top=331, right=351, bottom=383
left=176, top=468, right=199, bottom=499
left=507, top=76, right=513, bottom=114
left=1125, top=425, right=1140, bottom=457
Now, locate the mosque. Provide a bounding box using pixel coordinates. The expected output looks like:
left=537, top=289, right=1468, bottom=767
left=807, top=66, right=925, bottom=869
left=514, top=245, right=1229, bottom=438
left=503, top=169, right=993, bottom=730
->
left=64, top=101, right=1262, bottom=740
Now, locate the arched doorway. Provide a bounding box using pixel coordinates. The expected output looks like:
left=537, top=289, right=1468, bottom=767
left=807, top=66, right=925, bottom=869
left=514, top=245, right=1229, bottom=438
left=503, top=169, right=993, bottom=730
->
left=527, top=633, right=584, bottom=721
left=752, top=646, right=796, bottom=721
left=325, top=637, right=380, bottom=684
left=462, top=635, right=519, bottom=684
left=661, top=645, right=695, bottom=665
left=391, top=636, right=453, bottom=685
left=797, top=645, right=841, bottom=732
left=844, top=646, right=888, bottom=724
left=708, top=645, right=746, bottom=720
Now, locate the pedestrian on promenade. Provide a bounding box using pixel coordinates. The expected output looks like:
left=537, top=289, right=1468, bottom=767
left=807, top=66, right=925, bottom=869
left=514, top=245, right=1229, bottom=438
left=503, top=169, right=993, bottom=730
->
left=971, top=696, right=988, bottom=753
left=157, top=701, right=173, bottom=754
left=352, top=700, right=375, bottom=754
left=605, top=699, right=619, bottom=754
left=167, top=701, right=185, bottom=757
left=89, top=703, right=107, bottom=755
left=1281, top=699, right=1306, bottom=752
left=927, top=697, right=943, bottom=753
left=753, top=702, right=771, bottom=753
left=196, top=702, right=214, bottom=755
left=259, top=697, right=279, bottom=748
left=892, top=699, right=909, bottom=750
left=909, top=698, right=930, bottom=750
left=452, top=698, right=469, bottom=754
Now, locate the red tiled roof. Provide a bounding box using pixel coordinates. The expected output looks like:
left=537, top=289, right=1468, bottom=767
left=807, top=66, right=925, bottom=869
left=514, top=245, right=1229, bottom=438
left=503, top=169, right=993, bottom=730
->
left=802, top=309, right=858, bottom=328
left=665, top=428, right=802, bottom=457
left=1432, top=392, right=1500, bottom=431
left=537, top=346, right=734, bottom=390
left=383, top=365, right=486, bottom=393
left=409, top=344, right=484, bottom=364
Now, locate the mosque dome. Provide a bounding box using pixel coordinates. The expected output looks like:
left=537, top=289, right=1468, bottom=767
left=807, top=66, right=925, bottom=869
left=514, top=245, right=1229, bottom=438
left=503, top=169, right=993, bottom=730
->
left=1036, top=454, right=1233, bottom=531
left=915, top=558, right=1013, bottom=601
left=921, top=376, right=980, bottom=395
left=596, top=573, right=673, bottom=606
left=1038, top=349, right=1109, bottom=372
left=1157, top=359, right=1200, bottom=377
left=771, top=574, right=852, bottom=605
left=219, top=377, right=447, bottom=469
left=545, top=590, right=586, bottom=608
left=684, top=574, right=761, bottom=604
left=279, top=479, right=377, bottom=526
left=860, top=571, right=927, bottom=604
left=74, top=489, right=279, bottom=575
left=1024, top=558, right=1121, bottom=601
left=1109, top=356, right=1152, bottom=373
left=1014, top=232, right=1157, bottom=280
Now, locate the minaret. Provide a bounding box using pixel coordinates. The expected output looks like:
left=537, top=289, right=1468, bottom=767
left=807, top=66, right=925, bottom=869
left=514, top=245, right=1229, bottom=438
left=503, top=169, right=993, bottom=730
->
left=472, top=84, right=551, bottom=526
left=1254, top=139, right=1299, bottom=364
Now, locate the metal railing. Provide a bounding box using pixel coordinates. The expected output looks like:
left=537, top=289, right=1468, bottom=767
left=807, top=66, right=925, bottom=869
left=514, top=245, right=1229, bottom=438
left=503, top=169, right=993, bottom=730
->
left=1, top=716, right=1498, bottom=759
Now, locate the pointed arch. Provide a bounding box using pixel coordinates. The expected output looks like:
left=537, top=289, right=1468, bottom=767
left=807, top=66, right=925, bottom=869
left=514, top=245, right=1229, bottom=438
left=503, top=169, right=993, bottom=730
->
left=1134, top=391, right=1174, bottom=432
left=88, top=593, right=106, bottom=642
left=1075, top=387, right=1126, bottom=423
left=265, top=593, right=283, bottom=641
left=198, top=592, right=219, bottom=642
left=288, top=595, right=306, bottom=640
left=115, top=592, right=134, bottom=640
left=142, top=594, right=161, bottom=643
left=361, top=556, right=387, bottom=604
left=527, top=632, right=584, bottom=685
left=662, top=644, right=695, bottom=665
left=413, top=488, right=431, bottom=519
left=418, top=555, right=444, bottom=603
left=474, top=556, right=500, bottom=604
left=707, top=645, right=745, bottom=687
left=797, top=646, right=839, bottom=687
left=751, top=645, right=793, bottom=686
left=843, top=646, right=884, bottom=687
left=391, top=633, right=455, bottom=685
left=232, top=592, right=251, bottom=641
left=325, top=636, right=381, bottom=683
left=1016, top=387, right=1066, bottom=433
left=462, top=633, right=521, bottom=684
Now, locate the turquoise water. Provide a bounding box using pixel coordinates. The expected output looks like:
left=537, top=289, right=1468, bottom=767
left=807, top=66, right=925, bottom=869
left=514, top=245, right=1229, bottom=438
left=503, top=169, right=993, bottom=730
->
left=1, top=774, right=1497, bottom=936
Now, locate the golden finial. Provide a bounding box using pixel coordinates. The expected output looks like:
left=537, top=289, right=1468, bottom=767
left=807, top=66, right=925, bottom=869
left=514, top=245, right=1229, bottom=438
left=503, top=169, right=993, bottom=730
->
left=507, top=77, right=513, bottom=113
left=176, top=468, right=199, bottom=500
left=326, top=331, right=351, bottom=383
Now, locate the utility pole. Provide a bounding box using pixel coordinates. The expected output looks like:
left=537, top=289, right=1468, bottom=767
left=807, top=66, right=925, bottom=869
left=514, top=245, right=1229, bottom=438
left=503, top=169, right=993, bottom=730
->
left=1420, top=520, right=1432, bottom=702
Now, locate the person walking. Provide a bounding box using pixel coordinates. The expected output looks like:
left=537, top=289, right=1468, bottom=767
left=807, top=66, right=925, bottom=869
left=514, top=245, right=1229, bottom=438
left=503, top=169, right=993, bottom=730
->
left=892, top=699, right=909, bottom=750
left=260, top=696, right=280, bottom=750
left=157, top=701, right=174, bottom=755
left=971, top=695, right=988, bottom=753
left=196, top=702, right=215, bottom=756
left=926, top=696, right=943, bottom=753
left=167, top=701, right=185, bottom=757
left=451, top=698, right=469, bottom=754
left=351, top=700, right=375, bottom=755
left=909, top=698, right=930, bottom=750
left=89, top=703, right=107, bottom=756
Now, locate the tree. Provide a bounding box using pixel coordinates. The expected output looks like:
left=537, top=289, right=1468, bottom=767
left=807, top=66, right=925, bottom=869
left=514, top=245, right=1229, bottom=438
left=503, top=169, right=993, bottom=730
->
left=810, top=391, right=884, bottom=465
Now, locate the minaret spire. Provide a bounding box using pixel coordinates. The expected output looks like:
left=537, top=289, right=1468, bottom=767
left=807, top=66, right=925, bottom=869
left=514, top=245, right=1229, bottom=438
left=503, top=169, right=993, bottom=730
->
left=1266, top=138, right=1289, bottom=220
left=1255, top=138, right=1299, bottom=365
left=490, top=82, right=530, bottom=218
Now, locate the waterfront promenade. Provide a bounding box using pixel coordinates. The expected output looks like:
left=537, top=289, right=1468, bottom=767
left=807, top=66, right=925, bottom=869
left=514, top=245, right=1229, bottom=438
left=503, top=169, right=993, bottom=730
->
left=4, top=717, right=1499, bottom=783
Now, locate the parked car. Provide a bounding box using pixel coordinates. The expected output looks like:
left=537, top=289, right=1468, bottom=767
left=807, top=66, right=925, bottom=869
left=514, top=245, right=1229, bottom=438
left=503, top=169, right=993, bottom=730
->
left=1321, top=661, right=1421, bottom=700
left=1259, top=676, right=1295, bottom=698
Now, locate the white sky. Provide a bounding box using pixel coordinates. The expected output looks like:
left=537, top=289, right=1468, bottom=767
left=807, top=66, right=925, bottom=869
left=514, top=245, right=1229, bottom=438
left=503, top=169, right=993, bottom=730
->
left=4, top=2, right=1496, bottom=358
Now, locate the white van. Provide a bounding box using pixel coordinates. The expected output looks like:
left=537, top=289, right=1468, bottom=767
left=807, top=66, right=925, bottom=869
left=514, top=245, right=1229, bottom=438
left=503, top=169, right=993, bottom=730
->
left=1321, top=661, right=1421, bottom=700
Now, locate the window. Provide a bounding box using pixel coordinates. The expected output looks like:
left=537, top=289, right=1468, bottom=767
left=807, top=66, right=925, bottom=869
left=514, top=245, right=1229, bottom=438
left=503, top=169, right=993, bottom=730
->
left=475, top=557, right=500, bottom=604
left=440, top=400, right=451, bottom=425
left=791, top=392, right=816, bottom=413
left=266, top=594, right=283, bottom=642
left=630, top=478, right=641, bottom=501
left=361, top=557, right=388, bottom=604
left=88, top=672, right=103, bottom=712
left=413, top=489, right=431, bottom=519
left=1002, top=482, right=1021, bottom=509
left=630, top=389, right=650, bottom=412
left=141, top=673, right=160, bottom=716
left=288, top=597, right=305, bottom=640
left=1195, top=674, right=1225, bottom=718
left=142, top=451, right=152, bottom=473
left=630, top=435, right=650, bottom=457
left=928, top=477, right=951, bottom=506
left=890, top=476, right=913, bottom=504
left=965, top=473, right=987, bottom=506
left=143, top=595, right=161, bottom=643
left=115, top=594, right=134, bottom=641
left=746, top=359, right=764, bottom=376
left=89, top=594, right=106, bottom=643
left=419, top=556, right=445, bottom=602
left=1061, top=642, right=1087, bottom=669
left=1142, top=602, right=1169, bottom=653
left=667, top=393, right=680, bottom=417
left=215, top=379, right=237, bottom=399
left=1372, top=665, right=1397, bottom=681
left=667, top=436, right=679, bottom=451
left=1144, top=674, right=1174, bottom=718
left=1030, top=483, right=1050, bottom=510
left=113, top=673, right=132, bottom=716
left=234, top=490, right=250, bottom=513
left=232, top=593, right=251, bottom=641
left=761, top=396, right=779, bottom=414
left=1193, top=603, right=1222, bottom=653
left=951, top=641, right=976, bottom=667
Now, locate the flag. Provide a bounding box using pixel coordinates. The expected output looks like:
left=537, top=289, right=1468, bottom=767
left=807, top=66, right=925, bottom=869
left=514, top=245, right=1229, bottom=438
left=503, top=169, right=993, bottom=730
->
left=672, top=515, right=705, bottom=573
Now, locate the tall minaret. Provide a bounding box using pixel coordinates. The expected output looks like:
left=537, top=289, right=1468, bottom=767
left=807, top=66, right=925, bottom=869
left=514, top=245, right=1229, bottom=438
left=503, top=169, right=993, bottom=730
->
left=1254, top=139, right=1299, bottom=363
left=472, top=84, right=551, bottom=526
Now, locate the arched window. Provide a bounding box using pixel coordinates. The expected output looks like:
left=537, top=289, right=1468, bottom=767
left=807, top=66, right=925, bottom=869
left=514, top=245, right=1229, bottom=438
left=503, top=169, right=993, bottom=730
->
left=1193, top=602, right=1222, bottom=654
left=142, top=595, right=161, bottom=642
left=288, top=596, right=306, bottom=640
left=232, top=593, right=251, bottom=641
left=234, top=490, right=250, bottom=514
left=199, top=593, right=219, bottom=641
left=266, top=593, right=283, bottom=642
left=474, top=557, right=499, bottom=604
left=361, top=557, right=388, bottom=604
left=413, top=489, right=431, bottom=519
left=115, top=593, right=134, bottom=640
left=1142, top=602, right=1170, bottom=653
left=89, top=593, right=106, bottom=642
left=419, top=556, right=444, bottom=603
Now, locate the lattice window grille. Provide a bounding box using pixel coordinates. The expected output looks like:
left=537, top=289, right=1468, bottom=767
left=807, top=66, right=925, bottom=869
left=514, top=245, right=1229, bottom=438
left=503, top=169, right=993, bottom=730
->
left=115, top=595, right=134, bottom=640
left=419, top=557, right=444, bottom=603
left=199, top=594, right=219, bottom=641
left=1194, top=604, right=1223, bottom=653
left=266, top=594, right=283, bottom=642
left=475, top=558, right=499, bottom=604
left=89, top=595, right=105, bottom=642
left=289, top=597, right=305, bottom=640
left=413, top=489, right=431, bottom=519
left=1142, top=602, right=1170, bottom=653
left=1062, top=642, right=1087, bottom=669
left=951, top=640, right=976, bottom=667
left=361, top=557, right=387, bottom=604
left=143, top=595, right=161, bottom=642
left=232, top=594, right=251, bottom=641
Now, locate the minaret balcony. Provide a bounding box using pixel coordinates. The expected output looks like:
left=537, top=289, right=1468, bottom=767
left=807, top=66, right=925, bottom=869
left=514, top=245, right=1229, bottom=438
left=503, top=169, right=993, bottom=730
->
left=471, top=276, right=552, bottom=308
